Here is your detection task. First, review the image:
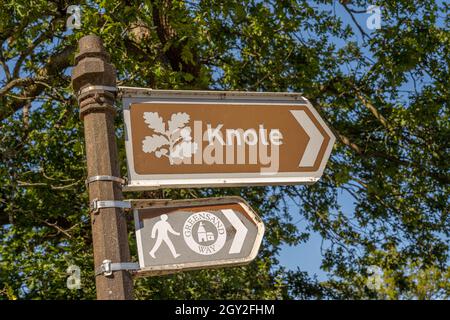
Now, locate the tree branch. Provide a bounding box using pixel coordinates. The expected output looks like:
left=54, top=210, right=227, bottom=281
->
left=12, top=25, right=55, bottom=79
left=336, top=130, right=449, bottom=184
left=152, top=0, right=201, bottom=78
left=0, top=49, right=11, bottom=81
left=0, top=77, right=48, bottom=97
left=42, top=220, right=73, bottom=239
left=354, top=91, right=390, bottom=130
left=337, top=132, right=363, bottom=154
left=340, top=2, right=370, bottom=40
left=0, top=45, right=75, bottom=121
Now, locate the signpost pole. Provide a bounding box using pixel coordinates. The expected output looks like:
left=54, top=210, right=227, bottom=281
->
left=72, top=35, right=134, bottom=299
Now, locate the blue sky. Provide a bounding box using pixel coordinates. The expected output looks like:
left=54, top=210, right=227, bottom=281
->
left=278, top=2, right=381, bottom=281
left=278, top=189, right=356, bottom=281
left=277, top=0, right=447, bottom=281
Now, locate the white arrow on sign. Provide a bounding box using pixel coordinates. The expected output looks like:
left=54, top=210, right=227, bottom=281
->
left=290, top=110, right=325, bottom=167
left=222, top=209, right=248, bottom=254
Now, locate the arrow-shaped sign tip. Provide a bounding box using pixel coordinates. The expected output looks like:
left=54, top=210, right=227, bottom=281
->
left=290, top=110, right=324, bottom=167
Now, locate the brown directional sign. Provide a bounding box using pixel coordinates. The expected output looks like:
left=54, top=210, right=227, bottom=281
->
left=121, top=88, right=335, bottom=190
left=132, top=197, right=264, bottom=277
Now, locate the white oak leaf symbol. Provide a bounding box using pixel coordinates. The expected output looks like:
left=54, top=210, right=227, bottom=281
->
left=180, top=127, right=192, bottom=141
left=144, top=112, right=166, bottom=134
left=168, top=112, right=190, bottom=133
left=155, top=148, right=168, bottom=158
left=142, top=135, right=169, bottom=153
left=171, top=141, right=198, bottom=159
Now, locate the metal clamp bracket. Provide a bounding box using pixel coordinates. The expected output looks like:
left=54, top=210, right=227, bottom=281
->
left=78, top=85, right=117, bottom=96
left=90, top=199, right=131, bottom=214
left=85, top=175, right=126, bottom=186
left=96, top=259, right=140, bottom=277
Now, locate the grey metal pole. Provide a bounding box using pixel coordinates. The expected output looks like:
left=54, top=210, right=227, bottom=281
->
left=72, top=35, right=134, bottom=300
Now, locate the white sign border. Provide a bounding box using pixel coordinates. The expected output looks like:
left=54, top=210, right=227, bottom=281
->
left=120, top=87, right=335, bottom=190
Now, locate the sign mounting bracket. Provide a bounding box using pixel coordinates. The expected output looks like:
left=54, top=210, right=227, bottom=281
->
left=85, top=175, right=126, bottom=186
left=90, top=199, right=132, bottom=214
left=95, top=259, right=140, bottom=277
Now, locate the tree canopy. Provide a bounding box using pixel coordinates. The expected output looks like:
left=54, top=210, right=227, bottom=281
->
left=0, top=0, right=449, bottom=299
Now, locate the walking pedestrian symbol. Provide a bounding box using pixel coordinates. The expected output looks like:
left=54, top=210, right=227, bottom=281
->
left=149, top=214, right=181, bottom=259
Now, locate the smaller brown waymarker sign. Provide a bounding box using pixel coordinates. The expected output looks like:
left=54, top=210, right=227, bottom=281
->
left=133, top=197, right=264, bottom=277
